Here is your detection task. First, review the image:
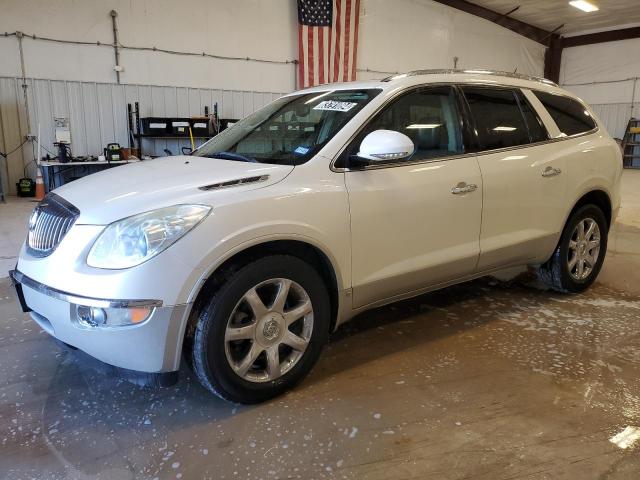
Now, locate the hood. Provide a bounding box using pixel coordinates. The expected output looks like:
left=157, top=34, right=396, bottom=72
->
left=54, top=156, right=293, bottom=224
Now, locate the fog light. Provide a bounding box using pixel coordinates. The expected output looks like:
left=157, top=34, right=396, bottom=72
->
left=75, top=305, right=153, bottom=328
left=76, top=305, right=106, bottom=327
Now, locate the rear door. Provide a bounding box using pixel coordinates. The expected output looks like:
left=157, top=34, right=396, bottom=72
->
left=460, top=85, right=568, bottom=271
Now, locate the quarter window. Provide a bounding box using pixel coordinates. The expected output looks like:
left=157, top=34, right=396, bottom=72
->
left=344, top=86, right=464, bottom=167
left=533, top=91, right=596, bottom=136
left=462, top=87, right=531, bottom=150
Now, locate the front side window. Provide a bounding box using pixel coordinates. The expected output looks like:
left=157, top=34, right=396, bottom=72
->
left=341, top=86, right=464, bottom=167
left=193, top=89, right=381, bottom=165
left=462, top=87, right=531, bottom=150
left=533, top=91, right=596, bottom=137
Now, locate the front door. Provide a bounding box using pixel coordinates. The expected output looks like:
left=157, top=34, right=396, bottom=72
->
left=341, top=86, right=483, bottom=308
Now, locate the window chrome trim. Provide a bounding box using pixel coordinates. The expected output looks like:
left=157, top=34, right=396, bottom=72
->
left=9, top=270, right=163, bottom=309
left=330, top=82, right=600, bottom=173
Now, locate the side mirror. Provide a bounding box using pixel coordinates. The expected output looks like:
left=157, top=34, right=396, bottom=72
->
left=182, top=146, right=193, bottom=155
left=357, top=129, right=414, bottom=162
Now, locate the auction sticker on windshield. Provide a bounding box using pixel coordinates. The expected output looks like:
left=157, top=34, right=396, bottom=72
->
left=313, top=100, right=357, bottom=112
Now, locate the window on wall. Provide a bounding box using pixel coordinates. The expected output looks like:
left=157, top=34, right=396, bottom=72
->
left=344, top=86, right=464, bottom=167
left=533, top=91, right=596, bottom=137
left=462, top=87, right=532, bottom=151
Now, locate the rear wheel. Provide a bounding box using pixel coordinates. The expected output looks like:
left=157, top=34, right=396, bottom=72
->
left=538, top=204, right=608, bottom=293
left=189, top=255, right=330, bottom=404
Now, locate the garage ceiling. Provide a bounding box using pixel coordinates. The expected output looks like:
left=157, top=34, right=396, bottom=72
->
left=466, top=0, right=640, bottom=34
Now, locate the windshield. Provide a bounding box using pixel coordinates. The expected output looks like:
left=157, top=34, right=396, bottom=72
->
left=193, top=89, right=381, bottom=165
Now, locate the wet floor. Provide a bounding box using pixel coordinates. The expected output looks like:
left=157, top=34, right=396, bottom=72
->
left=1, top=171, right=640, bottom=479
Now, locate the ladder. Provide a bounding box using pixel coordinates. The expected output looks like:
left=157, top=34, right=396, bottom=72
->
left=622, top=118, right=640, bottom=169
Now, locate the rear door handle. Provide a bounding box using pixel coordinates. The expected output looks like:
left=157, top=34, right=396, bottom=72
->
left=451, top=182, right=478, bottom=194
left=542, top=166, right=562, bottom=177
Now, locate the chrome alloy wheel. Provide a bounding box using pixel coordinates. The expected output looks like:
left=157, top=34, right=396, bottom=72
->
left=224, top=278, right=314, bottom=383
left=568, top=218, right=601, bottom=281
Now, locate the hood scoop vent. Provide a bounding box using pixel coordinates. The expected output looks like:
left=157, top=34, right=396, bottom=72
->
left=199, top=175, right=270, bottom=191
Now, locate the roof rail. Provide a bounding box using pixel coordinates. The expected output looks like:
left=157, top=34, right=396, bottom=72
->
left=381, top=69, right=559, bottom=87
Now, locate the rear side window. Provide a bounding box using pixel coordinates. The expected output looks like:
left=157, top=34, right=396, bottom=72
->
left=462, top=87, right=531, bottom=150
left=533, top=91, right=596, bottom=136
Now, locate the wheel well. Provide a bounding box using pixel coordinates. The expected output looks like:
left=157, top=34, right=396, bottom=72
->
left=186, top=240, right=340, bottom=342
left=570, top=190, right=612, bottom=230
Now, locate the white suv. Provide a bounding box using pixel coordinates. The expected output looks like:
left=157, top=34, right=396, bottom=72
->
left=11, top=70, right=622, bottom=403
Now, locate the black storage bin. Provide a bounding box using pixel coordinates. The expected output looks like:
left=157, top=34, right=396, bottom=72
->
left=190, top=118, right=211, bottom=136
left=220, top=118, right=239, bottom=131
left=140, top=117, right=169, bottom=136
left=170, top=118, right=191, bottom=136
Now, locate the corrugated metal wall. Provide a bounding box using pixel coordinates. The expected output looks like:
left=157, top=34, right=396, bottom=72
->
left=0, top=76, right=285, bottom=195
left=590, top=103, right=638, bottom=140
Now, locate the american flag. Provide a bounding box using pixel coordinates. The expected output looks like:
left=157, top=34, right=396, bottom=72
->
left=297, top=0, right=361, bottom=89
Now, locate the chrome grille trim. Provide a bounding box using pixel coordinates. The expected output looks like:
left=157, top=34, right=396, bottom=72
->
left=26, top=193, right=80, bottom=258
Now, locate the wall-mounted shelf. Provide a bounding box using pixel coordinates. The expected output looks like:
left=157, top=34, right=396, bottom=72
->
left=134, top=134, right=213, bottom=140
left=127, top=103, right=237, bottom=157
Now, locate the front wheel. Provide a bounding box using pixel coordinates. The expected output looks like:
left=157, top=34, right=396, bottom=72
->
left=189, top=255, right=330, bottom=404
left=538, top=204, right=608, bottom=293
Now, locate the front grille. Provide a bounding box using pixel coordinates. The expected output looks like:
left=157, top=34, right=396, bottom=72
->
left=27, top=193, right=80, bottom=257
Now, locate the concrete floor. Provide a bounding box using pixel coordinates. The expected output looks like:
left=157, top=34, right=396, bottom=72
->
left=0, top=196, right=36, bottom=276
left=1, top=171, right=640, bottom=479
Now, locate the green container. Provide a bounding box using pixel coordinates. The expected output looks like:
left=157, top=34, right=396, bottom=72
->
left=16, top=177, right=35, bottom=197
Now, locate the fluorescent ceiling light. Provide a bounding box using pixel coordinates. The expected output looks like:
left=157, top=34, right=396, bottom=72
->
left=493, top=126, right=517, bottom=132
left=406, top=124, right=441, bottom=129
left=569, top=1, right=599, bottom=13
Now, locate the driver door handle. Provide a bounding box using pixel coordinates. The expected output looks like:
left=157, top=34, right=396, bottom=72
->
left=451, top=182, right=478, bottom=195
left=542, top=166, right=562, bottom=177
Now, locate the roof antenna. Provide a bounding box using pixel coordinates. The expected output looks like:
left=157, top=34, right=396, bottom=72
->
left=453, top=56, right=459, bottom=69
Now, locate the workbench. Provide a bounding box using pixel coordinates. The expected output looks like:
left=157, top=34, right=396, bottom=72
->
left=40, top=159, right=139, bottom=193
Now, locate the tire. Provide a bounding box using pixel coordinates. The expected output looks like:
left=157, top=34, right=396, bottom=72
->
left=189, top=255, right=330, bottom=404
left=538, top=204, right=608, bottom=293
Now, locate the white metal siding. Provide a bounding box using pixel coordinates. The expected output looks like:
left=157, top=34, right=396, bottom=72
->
left=590, top=103, right=638, bottom=140
left=0, top=76, right=284, bottom=195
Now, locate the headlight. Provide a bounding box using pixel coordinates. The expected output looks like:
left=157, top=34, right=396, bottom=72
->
left=87, top=204, right=211, bottom=269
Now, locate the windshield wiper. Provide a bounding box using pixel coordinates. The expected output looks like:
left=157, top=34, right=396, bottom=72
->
left=205, top=151, right=258, bottom=163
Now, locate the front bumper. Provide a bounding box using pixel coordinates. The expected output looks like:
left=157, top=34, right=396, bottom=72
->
left=9, top=269, right=188, bottom=373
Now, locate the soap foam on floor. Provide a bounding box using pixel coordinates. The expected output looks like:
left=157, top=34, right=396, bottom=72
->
left=609, top=426, right=640, bottom=449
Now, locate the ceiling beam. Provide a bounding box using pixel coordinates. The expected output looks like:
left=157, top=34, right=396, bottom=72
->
left=544, top=37, right=563, bottom=84
left=430, top=0, right=557, bottom=46
left=562, top=26, right=640, bottom=48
